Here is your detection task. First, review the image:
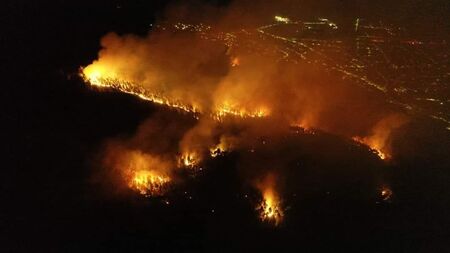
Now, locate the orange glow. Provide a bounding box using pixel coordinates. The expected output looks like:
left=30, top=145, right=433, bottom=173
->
left=102, top=147, right=173, bottom=197
left=380, top=186, right=393, bottom=201
left=209, top=140, right=227, bottom=157
left=179, top=152, right=199, bottom=168
left=81, top=65, right=271, bottom=120
left=213, top=102, right=270, bottom=120
left=291, top=117, right=318, bottom=134
left=123, top=151, right=172, bottom=196
left=82, top=66, right=199, bottom=114
left=231, top=57, right=240, bottom=67
left=353, top=136, right=388, bottom=160
left=352, top=114, right=407, bottom=160
left=82, top=63, right=116, bottom=86
left=81, top=28, right=409, bottom=150
left=209, top=144, right=224, bottom=157
left=210, top=135, right=238, bottom=157
left=256, top=174, right=284, bottom=225
left=129, top=170, right=171, bottom=196
left=259, top=188, right=283, bottom=225
left=83, top=26, right=411, bottom=204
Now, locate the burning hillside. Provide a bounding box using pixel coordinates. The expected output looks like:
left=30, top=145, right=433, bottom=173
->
left=81, top=19, right=409, bottom=225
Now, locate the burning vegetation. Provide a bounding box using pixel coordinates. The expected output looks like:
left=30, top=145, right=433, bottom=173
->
left=129, top=170, right=171, bottom=197
left=209, top=135, right=236, bottom=157
left=102, top=148, right=173, bottom=197
left=179, top=152, right=199, bottom=168
left=380, top=186, right=393, bottom=202
left=80, top=6, right=412, bottom=224
left=256, top=174, right=284, bottom=225
left=353, top=114, right=408, bottom=160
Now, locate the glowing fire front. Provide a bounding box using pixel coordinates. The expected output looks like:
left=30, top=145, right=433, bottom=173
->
left=352, top=136, right=388, bottom=160
left=209, top=144, right=225, bottom=157
left=256, top=174, right=284, bottom=225
left=82, top=65, right=268, bottom=120
left=258, top=188, right=284, bottom=225
left=129, top=170, right=171, bottom=196
left=104, top=148, right=173, bottom=197
left=81, top=67, right=199, bottom=114
left=209, top=135, right=237, bottom=157
left=179, top=152, right=199, bottom=168
left=213, top=103, right=269, bottom=121
left=353, top=114, right=408, bottom=161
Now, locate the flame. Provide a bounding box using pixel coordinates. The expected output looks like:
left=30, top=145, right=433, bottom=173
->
left=352, top=114, right=408, bottom=160
left=213, top=102, right=270, bottom=120
left=102, top=147, right=173, bottom=197
left=180, top=152, right=199, bottom=167
left=209, top=144, right=224, bottom=157
left=258, top=188, right=283, bottom=225
left=256, top=174, right=284, bottom=225
left=83, top=26, right=411, bottom=203
left=82, top=64, right=115, bottom=86
left=129, top=170, right=171, bottom=196
left=231, top=57, right=240, bottom=67
left=81, top=27, right=409, bottom=151
left=82, top=67, right=200, bottom=114
left=380, top=186, right=393, bottom=201
left=209, top=135, right=237, bottom=157
left=81, top=66, right=271, bottom=120
left=209, top=142, right=228, bottom=158
left=352, top=136, right=388, bottom=160
left=123, top=151, right=172, bottom=196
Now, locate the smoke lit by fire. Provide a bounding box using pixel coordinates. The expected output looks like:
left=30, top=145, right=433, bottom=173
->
left=80, top=6, right=413, bottom=225
left=102, top=148, right=173, bottom=196
left=353, top=114, right=408, bottom=160
left=209, top=135, right=236, bottom=157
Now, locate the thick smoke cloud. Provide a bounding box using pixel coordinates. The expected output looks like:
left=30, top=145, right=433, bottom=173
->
left=85, top=29, right=398, bottom=135
left=83, top=0, right=410, bottom=206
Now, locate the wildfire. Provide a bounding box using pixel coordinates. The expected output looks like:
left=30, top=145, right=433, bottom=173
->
left=231, top=57, right=240, bottom=67
left=256, top=174, right=284, bottom=225
left=81, top=65, right=271, bottom=121
left=258, top=188, right=284, bottom=225
left=102, top=148, right=174, bottom=197
left=213, top=103, right=269, bottom=121
left=380, top=186, right=393, bottom=201
left=82, top=64, right=114, bottom=86
left=291, top=117, right=318, bottom=135
left=209, top=135, right=237, bottom=157
left=210, top=142, right=229, bottom=157
left=82, top=25, right=410, bottom=210
left=209, top=143, right=227, bottom=157
left=209, top=145, right=223, bottom=157
left=352, top=114, right=408, bottom=160
left=180, top=152, right=199, bottom=168
left=129, top=170, right=171, bottom=196
left=82, top=67, right=199, bottom=114
left=353, top=136, right=388, bottom=160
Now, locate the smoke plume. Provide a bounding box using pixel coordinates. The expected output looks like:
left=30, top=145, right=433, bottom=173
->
left=82, top=0, right=411, bottom=223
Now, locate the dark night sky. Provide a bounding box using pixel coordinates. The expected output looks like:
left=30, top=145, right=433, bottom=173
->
left=3, top=1, right=450, bottom=252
